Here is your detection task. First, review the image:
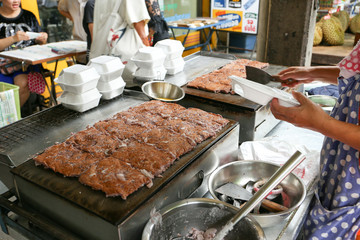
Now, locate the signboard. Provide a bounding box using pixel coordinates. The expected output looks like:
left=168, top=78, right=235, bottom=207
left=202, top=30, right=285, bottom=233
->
left=211, top=0, right=260, bottom=34
left=162, top=0, right=198, bottom=22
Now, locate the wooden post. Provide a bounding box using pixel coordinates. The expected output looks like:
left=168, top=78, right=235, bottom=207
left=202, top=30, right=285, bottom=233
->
left=257, top=0, right=317, bottom=67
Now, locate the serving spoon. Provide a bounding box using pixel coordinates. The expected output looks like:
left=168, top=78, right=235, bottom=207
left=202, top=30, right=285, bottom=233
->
left=213, top=150, right=306, bottom=240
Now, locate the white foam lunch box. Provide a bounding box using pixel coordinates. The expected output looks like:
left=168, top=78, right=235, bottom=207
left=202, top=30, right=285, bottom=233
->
left=55, top=76, right=99, bottom=94
left=58, top=65, right=100, bottom=85
left=230, top=75, right=300, bottom=107
left=154, top=39, right=185, bottom=60
left=133, top=66, right=167, bottom=81
left=97, top=76, right=126, bottom=100
left=164, top=57, right=185, bottom=75
left=57, top=88, right=102, bottom=112
left=87, top=55, right=125, bottom=78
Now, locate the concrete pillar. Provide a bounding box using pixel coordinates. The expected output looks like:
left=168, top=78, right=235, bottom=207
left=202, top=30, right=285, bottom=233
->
left=257, top=0, right=318, bottom=67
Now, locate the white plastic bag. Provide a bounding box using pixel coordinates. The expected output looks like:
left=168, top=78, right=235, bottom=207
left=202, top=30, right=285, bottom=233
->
left=238, top=137, right=320, bottom=188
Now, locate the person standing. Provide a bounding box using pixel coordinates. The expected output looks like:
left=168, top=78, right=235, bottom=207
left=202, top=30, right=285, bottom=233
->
left=270, top=42, right=360, bottom=239
left=0, top=0, right=47, bottom=107
left=145, top=0, right=169, bottom=46
left=82, top=0, right=94, bottom=63
left=90, top=0, right=150, bottom=79
left=58, top=0, right=88, bottom=63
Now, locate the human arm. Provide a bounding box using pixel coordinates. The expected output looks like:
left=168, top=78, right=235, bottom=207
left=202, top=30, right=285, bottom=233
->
left=133, top=20, right=150, bottom=46
left=35, top=32, right=48, bottom=45
left=88, top=23, right=94, bottom=41
left=277, top=66, right=340, bottom=88
left=0, top=31, right=29, bottom=51
left=58, top=9, right=73, bottom=21
left=270, top=91, right=360, bottom=151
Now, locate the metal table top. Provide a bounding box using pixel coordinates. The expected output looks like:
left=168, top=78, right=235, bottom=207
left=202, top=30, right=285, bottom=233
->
left=0, top=90, right=148, bottom=168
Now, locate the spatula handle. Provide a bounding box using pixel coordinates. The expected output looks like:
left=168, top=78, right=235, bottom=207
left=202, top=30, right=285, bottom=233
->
left=262, top=199, right=288, bottom=212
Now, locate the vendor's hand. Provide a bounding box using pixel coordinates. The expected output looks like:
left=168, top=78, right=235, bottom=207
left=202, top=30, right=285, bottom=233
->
left=35, top=32, right=48, bottom=45
left=13, top=31, right=29, bottom=42
left=141, top=36, right=150, bottom=46
left=277, top=67, right=314, bottom=88
left=270, top=91, right=331, bottom=131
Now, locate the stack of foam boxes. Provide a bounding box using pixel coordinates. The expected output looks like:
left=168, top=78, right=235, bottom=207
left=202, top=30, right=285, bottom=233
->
left=55, top=64, right=101, bottom=112
left=155, top=39, right=185, bottom=75
left=88, top=56, right=126, bottom=100
left=131, top=47, right=167, bottom=81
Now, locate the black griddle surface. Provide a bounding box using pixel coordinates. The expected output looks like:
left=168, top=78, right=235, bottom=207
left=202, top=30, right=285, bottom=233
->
left=11, top=120, right=238, bottom=225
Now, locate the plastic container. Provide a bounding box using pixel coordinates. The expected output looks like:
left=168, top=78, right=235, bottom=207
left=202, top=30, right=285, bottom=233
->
left=57, top=88, right=101, bottom=112
left=164, top=57, right=185, bottom=75
left=98, top=68, right=124, bottom=82
left=133, top=66, right=167, bottom=81
left=87, top=55, right=125, bottom=77
left=0, top=82, right=20, bottom=121
left=132, top=47, right=166, bottom=61
left=154, top=39, right=185, bottom=60
left=230, top=75, right=299, bottom=107
left=55, top=77, right=99, bottom=94
left=58, top=64, right=100, bottom=85
left=97, top=79, right=126, bottom=100
left=131, top=58, right=166, bottom=69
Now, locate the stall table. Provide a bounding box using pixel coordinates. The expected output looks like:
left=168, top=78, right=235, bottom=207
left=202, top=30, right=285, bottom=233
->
left=0, top=40, right=87, bottom=105
left=168, top=18, right=233, bottom=51
left=312, top=33, right=355, bottom=65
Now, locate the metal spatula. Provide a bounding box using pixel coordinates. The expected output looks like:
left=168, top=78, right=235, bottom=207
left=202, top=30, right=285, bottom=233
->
left=245, top=65, right=281, bottom=84
left=213, top=150, right=306, bottom=240
left=215, top=182, right=288, bottom=212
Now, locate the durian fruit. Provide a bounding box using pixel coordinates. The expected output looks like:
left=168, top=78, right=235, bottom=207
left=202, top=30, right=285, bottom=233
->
left=333, top=10, right=350, bottom=32
left=350, top=14, right=360, bottom=34
left=313, top=23, right=323, bottom=46
left=322, top=16, right=344, bottom=45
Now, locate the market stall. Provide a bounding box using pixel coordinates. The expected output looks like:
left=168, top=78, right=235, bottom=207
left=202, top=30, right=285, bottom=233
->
left=0, top=51, right=319, bottom=240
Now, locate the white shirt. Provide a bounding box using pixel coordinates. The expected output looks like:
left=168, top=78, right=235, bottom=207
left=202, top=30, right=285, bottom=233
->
left=91, top=0, right=150, bottom=78
left=58, top=0, right=88, bottom=41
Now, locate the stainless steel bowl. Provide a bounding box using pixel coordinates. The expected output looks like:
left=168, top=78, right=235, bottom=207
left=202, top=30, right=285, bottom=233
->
left=208, top=160, right=306, bottom=228
left=141, top=81, right=185, bottom=102
left=142, top=198, right=265, bottom=240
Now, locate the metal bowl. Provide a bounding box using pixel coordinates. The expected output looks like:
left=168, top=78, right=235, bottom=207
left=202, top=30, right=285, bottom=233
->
left=142, top=198, right=265, bottom=240
left=141, top=81, right=185, bottom=102
left=208, top=160, right=306, bottom=228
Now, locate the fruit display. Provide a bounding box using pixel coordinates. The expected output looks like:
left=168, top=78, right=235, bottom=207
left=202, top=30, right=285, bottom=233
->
left=313, top=11, right=349, bottom=46
left=350, top=13, right=360, bottom=34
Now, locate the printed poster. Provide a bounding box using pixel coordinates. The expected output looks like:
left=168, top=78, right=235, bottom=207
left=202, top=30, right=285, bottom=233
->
left=211, top=0, right=259, bottom=34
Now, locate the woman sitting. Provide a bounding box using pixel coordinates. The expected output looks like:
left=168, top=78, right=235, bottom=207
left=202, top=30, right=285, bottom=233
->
left=0, top=0, right=48, bottom=107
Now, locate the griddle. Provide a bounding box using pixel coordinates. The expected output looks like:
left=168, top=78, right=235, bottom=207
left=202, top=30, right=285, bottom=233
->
left=11, top=116, right=238, bottom=226
left=182, top=63, right=286, bottom=110
left=0, top=90, right=148, bottom=188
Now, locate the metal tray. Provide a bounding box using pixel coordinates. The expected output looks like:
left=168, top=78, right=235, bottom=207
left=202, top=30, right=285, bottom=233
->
left=11, top=120, right=238, bottom=225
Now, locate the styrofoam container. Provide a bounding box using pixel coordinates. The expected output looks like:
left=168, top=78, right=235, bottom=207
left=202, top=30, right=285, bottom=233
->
left=55, top=77, right=99, bottom=94
left=61, top=98, right=101, bottom=112
left=154, top=39, right=185, bottom=60
left=164, top=57, right=185, bottom=75
left=57, top=88, right=101, bottom=105
left=98, top=68, right=124, bottom=82
left=131, top=58, right=166, bottom=69
left=98, top=80, right=126, bottom=100
left=133, top=66, right=167, bottom=81
left=97, top=76, right=124, bottom=91
left=57, top=88, right=101, bottom=112
left=58, top=65, right=100, bottom=85
left=230, top=75, right=300, bottom=107
left=132, top=47, right=166, bottom=61
left=88, top=55, right=125, bottom=75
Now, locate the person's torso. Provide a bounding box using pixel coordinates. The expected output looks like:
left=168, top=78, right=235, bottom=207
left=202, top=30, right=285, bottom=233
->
left=0, top=9, right=41, bottom=50
left=67, top=0, right=88, bottom=41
